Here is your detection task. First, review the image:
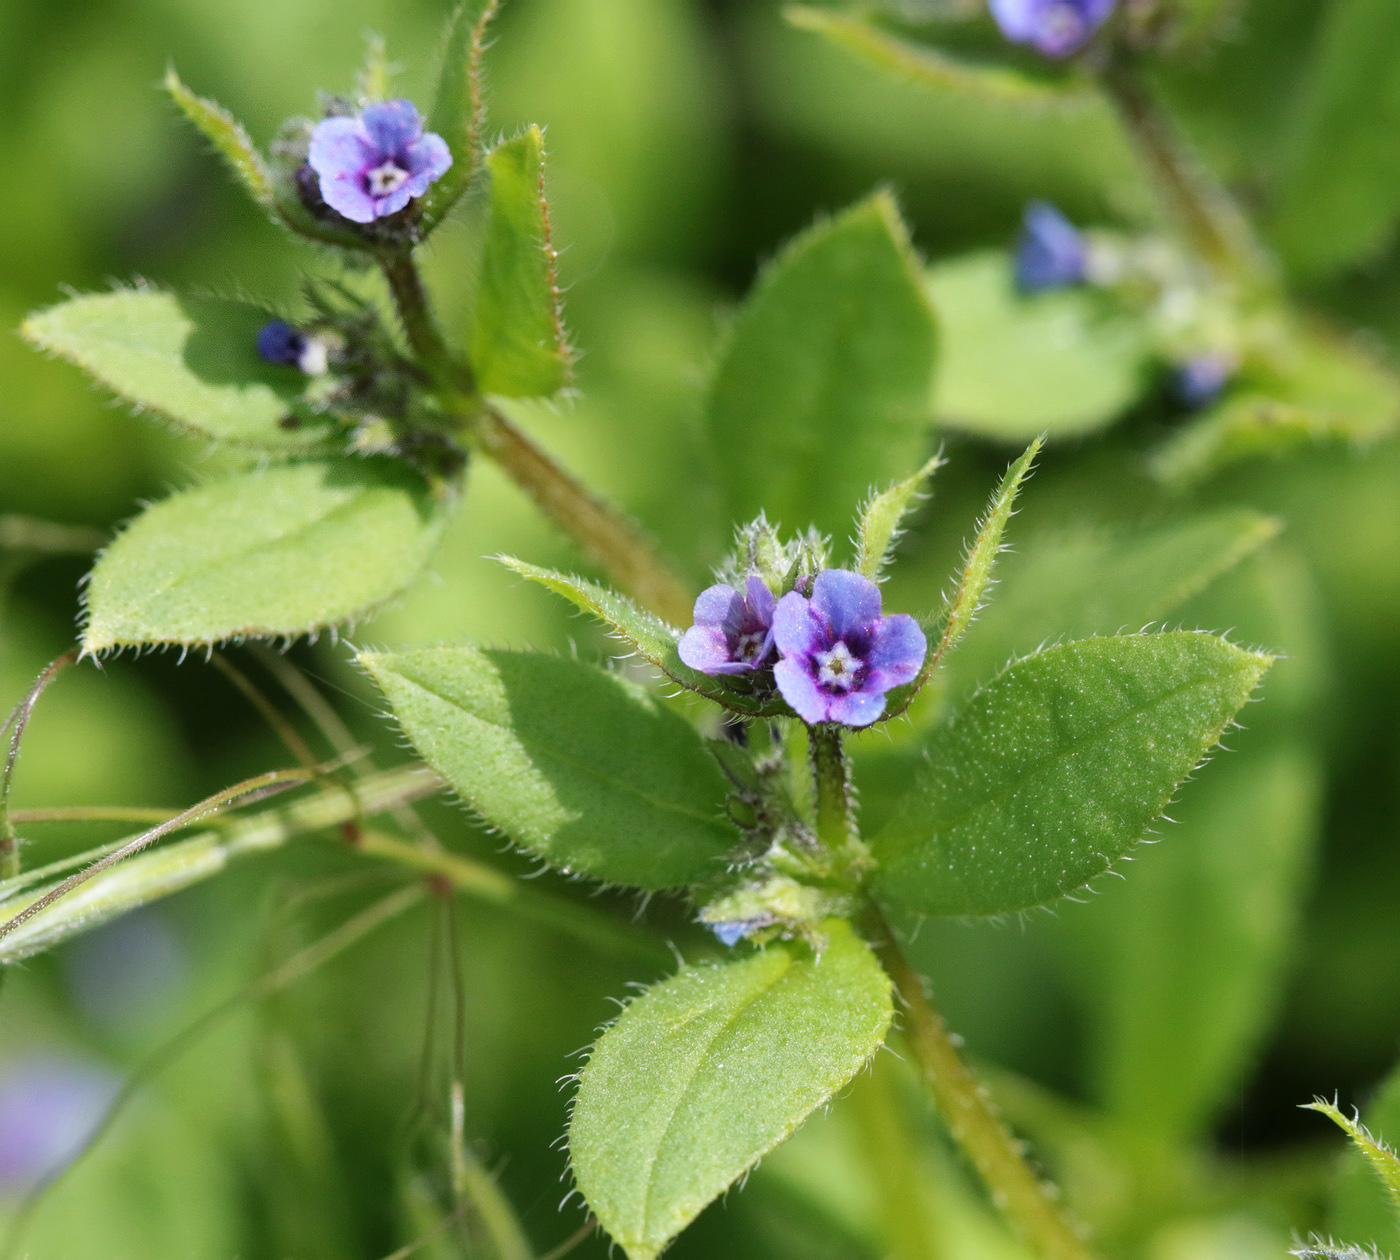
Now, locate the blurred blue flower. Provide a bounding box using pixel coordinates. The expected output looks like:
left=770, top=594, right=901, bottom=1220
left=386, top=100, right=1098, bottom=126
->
left=256, top=321, right=330, bottom=375
left=65, top=908, right=188, bottom=1035
left=772, top=569, right=925, bottom=728
left=1173, top=352, right=1235, bottom=409
left=308, top=100, right=452, bottom=224
left=0, top=1058, right=117, bottom=1193
left=990, top=0, right=1115, bottom=58
left=1014, top=201, right=1088, bottom=293
left=679, top=577, right=778, bottom=675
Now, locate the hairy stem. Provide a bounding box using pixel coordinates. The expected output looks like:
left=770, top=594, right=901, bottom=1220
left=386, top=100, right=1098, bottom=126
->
left=477, top=405, right=694, bottom=624
left=1100, top=60, right=1263, bottom=285
left=869, top=907, right=1099, bottom=1260
left=810, top=725, right=862, bottom=867
left=378, top=246, right=475, bottom=397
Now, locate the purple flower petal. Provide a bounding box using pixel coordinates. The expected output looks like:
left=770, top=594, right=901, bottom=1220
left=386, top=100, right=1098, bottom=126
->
left=826, top=689, right=887, bottom=729
left=989, top=0, right=1039, bottom=39
left=361, top=99, right=423, bottom=156
left=307, top=117, right=372, bottom=179
left=810, top=569, right=882, bottom=641
left=744, top=576, right=776, bottom=625
left=990, top=0, right=1114, bottom=58
left=1015, top=202, right=1087, bottom=293
left=774, top=657, right=831, bottom=724
left=773, top=590, right=819, bottom=660
left=679, top=625, right=749, bottom=675
left=407, top=132, right=453, bottom=183
left=320, top=176, right=379, bottom=224
left=864, top=614, right=927, bottom=690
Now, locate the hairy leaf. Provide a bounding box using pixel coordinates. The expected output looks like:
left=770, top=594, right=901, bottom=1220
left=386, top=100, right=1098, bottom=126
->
left=469, top=127, right=571, bottom=397
left=422, top=0, right=499, bottom=223
left=928, top=253, right=1151, bottom=441
left=23, top=290, right=336, bottom=450
left=360, top=646, right=736, bottom=889
left=570, top=920, right=893, bottom=1260
left=707, top=193, right=937, bottom=540
left=1312, top=1099, right=1400, bottom=1209
left=872, top=633, right=1272, bottom=917
left=84, top=460, right=449, bottom=651
left=1329, top=1064, right=1400, bottom=1255
left=164, top=67, right=275, bottom=212
left=852, top=456, right=945, bottom=582
left=500, top=558, right=787, bottom=717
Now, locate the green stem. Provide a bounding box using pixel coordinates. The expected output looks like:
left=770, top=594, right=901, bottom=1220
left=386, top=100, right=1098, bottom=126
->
left=1099, top=60, right=1264, bottom=285
left=810, top=726, right=860, bottom=863
left=868, top=907, right=1100, bottom=1260
left=476, top=405, right=694, bottom=625
left=378, top=246, right=475, bottom=397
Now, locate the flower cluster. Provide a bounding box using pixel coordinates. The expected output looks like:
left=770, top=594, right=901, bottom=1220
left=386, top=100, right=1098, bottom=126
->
left=1014, top=201, right=1087, bottom=293
left=307, top=100, right=452, bottom=224
left=990, top=0, right=1114, bottom=58
left=680, top=568, right=926, bottom=728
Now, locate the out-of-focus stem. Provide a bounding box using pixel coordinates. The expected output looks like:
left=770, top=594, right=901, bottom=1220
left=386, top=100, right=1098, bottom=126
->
left=477, top=405, right=694, bottom=625
left=868, top=907, right=1100, bottom=1260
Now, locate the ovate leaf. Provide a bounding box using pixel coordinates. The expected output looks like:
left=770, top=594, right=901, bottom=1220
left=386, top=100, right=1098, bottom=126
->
left=23, top=290, right=335, bottom=450
left=359, top=646, right=736, bottom=889
left=84, top=460, right=449, bottom=651
left=469, top=127, right=572, bottom=397
left=422, top=0, right=500, bottom=223
left=871, top=633, right=1272, bottom=917
left=928, top=252, right=1151, bottom=442
left=707, top=193, right=938, bottom=540
left=852, top=456, right=945, bottom=581
left=500, top=558, right=787, bottom=717
left=570, top=920, right=893, bottom=1260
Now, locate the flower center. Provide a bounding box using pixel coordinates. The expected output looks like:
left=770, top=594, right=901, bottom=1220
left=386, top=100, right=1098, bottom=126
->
left=734, top=631, right=767, bottom=664
left=366, top=160, right=410, bottom=198
left=815, top=641, right=862, bottom=691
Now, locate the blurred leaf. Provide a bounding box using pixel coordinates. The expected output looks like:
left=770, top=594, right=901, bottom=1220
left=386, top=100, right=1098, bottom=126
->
left=852, top=455, right=945, bottom=581
left=84, top=460, right=449, bottom=651
left=871, top=633, right=1272, bottom=917
left=1270, top=0, right=1400, bottom=280
left=359, top=645, right=737, bottom=889
left=928, top=252, right=1152, bottom=441
left=469, top=127, right=572, bottom=397
left=1311, top=1099, right=1400, bottom=1208
left=784, top=6, right=1095, bottom=109
left=1329, top=1063, right=1400, bottom=1256
left=569, top=920, right=893, bottom=1260
left=500, top=558, right=788, bottom=717
left=948, top=509, right=1282, bottom=690
left=885, top=439, right=1041, bottom=718
left=707, top=193, right=937, bottom=540
left=423, top=0, right=499, bottom=225
left=23, top=290, right=337, bottom=450
left=164, top=67, right=275, bottom=214
left=1153, top=323, right=1400, bottom=484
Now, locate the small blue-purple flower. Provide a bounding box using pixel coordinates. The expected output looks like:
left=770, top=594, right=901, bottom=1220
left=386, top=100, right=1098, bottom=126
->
left=990, top=0, right=1115, bottom=58
left=307, top=100, right=452, bottom=224
left=256, top=320, right=330, bottom=375
left=679, top=577, right=778, bottom=675
left=772, top=569, right=926, bottom=728
left=1015, top=201, right=1088, bottom=293
left=0, top=1057, right=117, bottom=1192
left=1173, top=352, right=1235, bottom=409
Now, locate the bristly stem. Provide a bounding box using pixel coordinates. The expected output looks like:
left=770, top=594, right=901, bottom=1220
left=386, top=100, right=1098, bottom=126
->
left=868, top=907, right=1100, bottom=1260
left=810, top=725, right=863, bottom=869
left=1099, top=59, right=1264, bottom=286
left=378, top=246, right=695, bottom=625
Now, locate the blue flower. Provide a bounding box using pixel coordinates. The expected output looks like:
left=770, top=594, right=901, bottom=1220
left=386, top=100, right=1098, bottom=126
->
left=256, top=320, right=329, bottom=375
left=1014, top=201, right=1088, bottom=293
left=307, top=100, right=452, bottom=224
left=0, top=1058, right=117, bottom=1191
left=1173, top=352, right=1235, bottom=409
left=678, top=577, right=778, bottom=675
left=771, top=569, right=926, bottom=728
left=990, top=0, right=1115, bottom=58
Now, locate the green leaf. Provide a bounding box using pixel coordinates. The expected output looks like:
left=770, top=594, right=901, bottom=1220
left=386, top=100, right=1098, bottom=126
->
left=569, top=920, right=893, bottom=1260
left=164, top=67, right=276, bottom=214
left=1311, top=1099, right=1400, bottom=1210
left=83, top=459, right=449, bottom=651
left=871, top=633, right=1272, bottom=917
left=500, top=558, right=787, bottom=717
left=23, top=289, right=337, bottom=450
left=422, top=0, right=500, bottom=225
left=1270, top=0, right=1400, bottom=280
left=359, top=645, right=737, bottom=889
left=468, top=126, right=572, bottom=398
left=706, top=193, right=938, bottom=540
left=946, top=509, right=1282, bottom=692
left=1329, top=1064, right=1400, bottom=1255
left=783, top=7, right=1095, bottom=109
left=1152, top=322, right=1400, bottom=484
left=927, top=252, right=1152, bottom=441
left=884, top=440, right=1040, bottom=719
left=852, top=456, right=945, bottom=581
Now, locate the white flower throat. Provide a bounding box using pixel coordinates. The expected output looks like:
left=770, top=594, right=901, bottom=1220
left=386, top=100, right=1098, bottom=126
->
left=734, top=631, right=767, bottom=663
left=815, top=641, right=861, bottom=691
left=367, top=160, right=410, bottom=197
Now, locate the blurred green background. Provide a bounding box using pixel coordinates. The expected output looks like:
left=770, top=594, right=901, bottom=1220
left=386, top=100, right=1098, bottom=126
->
left=4, top=0, right=1400, bottom=1256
